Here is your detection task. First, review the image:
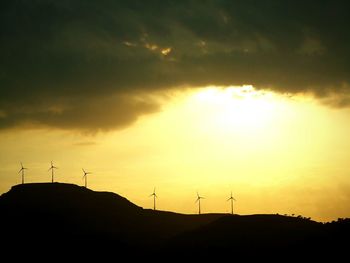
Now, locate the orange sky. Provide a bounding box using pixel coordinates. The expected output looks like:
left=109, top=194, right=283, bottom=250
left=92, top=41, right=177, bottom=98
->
left=1, top=86, right=349, bottom=222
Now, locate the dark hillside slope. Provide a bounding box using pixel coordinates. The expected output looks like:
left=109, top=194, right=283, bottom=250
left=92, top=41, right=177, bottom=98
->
left=0, top=183, right=349, bottom=256
left=0, top=183, right=223, bottom=245
left=0, top=183, right=143, bottom=243
left=168, top=214, right=350, bottom=256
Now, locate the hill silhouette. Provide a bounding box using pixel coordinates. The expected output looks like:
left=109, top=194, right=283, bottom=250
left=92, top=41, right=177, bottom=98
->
left=0, top=183, right=223, bottom=248
left=0, top=183, right=349, bottom=257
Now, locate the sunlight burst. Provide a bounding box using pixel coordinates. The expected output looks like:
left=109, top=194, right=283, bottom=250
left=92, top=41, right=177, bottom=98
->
left=191, top=85, right=285, bottom=132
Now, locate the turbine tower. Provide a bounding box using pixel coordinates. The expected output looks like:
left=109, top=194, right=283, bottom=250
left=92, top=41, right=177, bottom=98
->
left=48, top=161, right=58, bottom=183
left=227, top=191, right=236, bottom=215
left=195, top=192, right=204, bottom=214
left=82, top=169, right=91, bottom=188
left=149, top=187, right=157, bottom=210
left=18, top=162, right=27, bottom=184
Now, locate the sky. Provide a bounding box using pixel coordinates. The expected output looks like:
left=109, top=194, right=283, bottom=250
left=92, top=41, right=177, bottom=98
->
left=1, top=0, right=350, bottom=222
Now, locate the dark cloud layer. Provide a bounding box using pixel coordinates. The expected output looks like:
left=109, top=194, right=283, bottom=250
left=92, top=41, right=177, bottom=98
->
left=1, top=0, right=350, bottom=131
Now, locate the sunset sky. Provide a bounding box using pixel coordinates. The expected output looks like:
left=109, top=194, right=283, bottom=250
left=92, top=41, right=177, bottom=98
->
left=1, top=1, right=350, bottom=222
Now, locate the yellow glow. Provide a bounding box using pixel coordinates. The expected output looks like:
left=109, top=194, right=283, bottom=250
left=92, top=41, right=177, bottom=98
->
left=145, top=43, right=158, bottom=51
left=1, top=86, right=350, bottom=222
left=191, top=85, right=280, bottom=130
left=161, top=47, right=172, bottom=55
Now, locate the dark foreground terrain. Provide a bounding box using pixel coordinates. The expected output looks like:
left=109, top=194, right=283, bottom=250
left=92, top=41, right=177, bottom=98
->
left=0, top=183, right=349, bottom=258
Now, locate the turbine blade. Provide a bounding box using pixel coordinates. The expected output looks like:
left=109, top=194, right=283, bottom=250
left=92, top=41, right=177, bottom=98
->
left=82, top=168, right=85, bottom=173
left=18, top=169, right=22, bottom=173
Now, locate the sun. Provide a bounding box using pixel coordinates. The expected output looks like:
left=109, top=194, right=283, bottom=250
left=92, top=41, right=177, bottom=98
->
left=189, top=85, right=286, bottom=133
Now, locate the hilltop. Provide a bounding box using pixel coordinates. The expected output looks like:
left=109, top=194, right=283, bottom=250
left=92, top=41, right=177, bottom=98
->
left=0, top=183, right=224, bottom=246
left=0, top=183, right=349, bottom=257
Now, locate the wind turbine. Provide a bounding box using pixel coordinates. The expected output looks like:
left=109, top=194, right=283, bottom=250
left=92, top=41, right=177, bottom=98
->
left=227, top=191, right=236, bottom=215
left=149, top=187, right=157, bottom=210
left=48, top=161, right=58, bottom=183
left=18, top=162, right=27, bottom=184
left=82, top=169, right=91, bottom=188
left=195, top=192, right=205, bottom=214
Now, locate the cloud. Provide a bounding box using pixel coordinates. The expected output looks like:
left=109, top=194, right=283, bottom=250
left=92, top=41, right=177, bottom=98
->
left=1, top=0, right=350, bottom=131
left=0, top=93, right=159, bottom=132
left=73, top=141, right=97, bottom=146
